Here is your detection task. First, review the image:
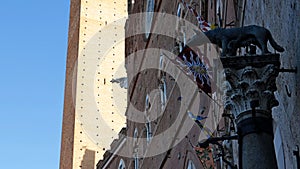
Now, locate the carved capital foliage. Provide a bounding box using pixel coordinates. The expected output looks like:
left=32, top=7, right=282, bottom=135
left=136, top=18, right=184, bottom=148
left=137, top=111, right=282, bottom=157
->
left=223, top=64, right=279, bottom=117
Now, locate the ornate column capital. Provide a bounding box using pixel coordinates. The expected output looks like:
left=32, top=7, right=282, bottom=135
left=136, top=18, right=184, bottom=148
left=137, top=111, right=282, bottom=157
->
left=221, top=54, right=280, bottom=117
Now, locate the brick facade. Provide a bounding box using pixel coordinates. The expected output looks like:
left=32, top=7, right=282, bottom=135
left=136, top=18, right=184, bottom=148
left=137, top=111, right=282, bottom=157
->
left=60, top=0, right=81, bottom=168
left=94, top=0, right=299, bottom=169
left=97, top=0, right=236, bottom=168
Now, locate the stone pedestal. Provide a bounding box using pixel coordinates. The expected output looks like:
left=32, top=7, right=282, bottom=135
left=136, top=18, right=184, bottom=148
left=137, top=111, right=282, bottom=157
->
left=221, top=54, right=280, bottom=169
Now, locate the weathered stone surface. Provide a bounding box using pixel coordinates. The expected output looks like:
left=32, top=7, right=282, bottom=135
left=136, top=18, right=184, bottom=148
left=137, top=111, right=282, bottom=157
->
left=243, top=0, right=300, bottom=168
left=241, top=133, right=277, bottom=169
left=222, top=55, right=280, bottom=169
left=222, top=56, right=280, bottom=117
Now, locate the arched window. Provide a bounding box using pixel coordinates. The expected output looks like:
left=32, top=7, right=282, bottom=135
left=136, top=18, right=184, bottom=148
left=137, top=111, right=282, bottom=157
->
left=177, top=3, right=184, bottom=17
left=133, top=128, right=139, bottom=169
left=144, top=0, right=155, bottom=40
left=118, top=159, right=126, bottom=169
left=133, top=128, right=138, bottom=145
left=145, top=117, right=152, bottom=143
left=187, top=160, right=196, bottom=169
left=160, top=77, right=167, bottom=110
left=134, top=154, right=139, bottom=169
left=176, top=2, right=187, bottom=53
left=159, top=54, right=164, bottom=71
left=144, top=95, right=152, bottom=143
left=145, top=94, right=150, bottom=111
left=158, top=54, right=167, bottom=111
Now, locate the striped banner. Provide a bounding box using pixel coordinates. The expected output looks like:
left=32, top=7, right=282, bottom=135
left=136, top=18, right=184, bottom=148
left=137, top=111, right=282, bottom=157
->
left=181, top=0, right=212, bottom=32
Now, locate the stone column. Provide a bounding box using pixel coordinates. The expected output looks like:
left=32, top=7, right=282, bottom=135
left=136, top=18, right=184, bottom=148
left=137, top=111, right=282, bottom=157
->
left=221, top=54, right=280, bottom=169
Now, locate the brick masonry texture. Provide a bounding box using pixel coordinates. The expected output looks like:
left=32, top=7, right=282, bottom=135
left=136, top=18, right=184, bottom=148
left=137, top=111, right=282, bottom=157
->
left=60, top=0, right=80, bottom=169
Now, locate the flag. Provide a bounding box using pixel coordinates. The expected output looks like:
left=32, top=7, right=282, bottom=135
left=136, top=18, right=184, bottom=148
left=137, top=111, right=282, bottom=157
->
left=177, top=46, right=212, bottom=94
left=187, top=111, right=213, bottom=138
left=182, top=0, right=213, bottom=32
left=188, top=111, right=207, bottom=121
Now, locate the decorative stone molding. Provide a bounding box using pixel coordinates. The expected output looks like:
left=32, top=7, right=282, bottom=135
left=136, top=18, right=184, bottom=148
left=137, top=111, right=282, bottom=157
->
left=221, top=54, right=281, bottom=169
left=221, top=54, right=280, bottom=117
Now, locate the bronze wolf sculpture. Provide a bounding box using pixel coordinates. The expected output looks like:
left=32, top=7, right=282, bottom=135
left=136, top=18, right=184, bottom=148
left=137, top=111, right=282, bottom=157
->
left=186, top=25, right=285, bottom=56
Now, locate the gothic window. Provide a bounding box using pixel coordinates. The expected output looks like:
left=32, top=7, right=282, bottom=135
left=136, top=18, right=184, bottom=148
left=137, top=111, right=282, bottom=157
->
left=216, top=0, right=223, bottom=27
left=187, top=160, right=196, bottom=169
left=144, top=94, right=152, bottom=143
left=133, top=127, right=138, bottom=145
left=159, top=54, right=164, bottom=71
left=158, top=54, right=167, bottom=78
left=145, top=94, right=150, bottom=111
left=118, top=159, right=126, bottom=169
left=144, top=0, right=155, bottom=40
left=134, top=154, right=139, bottom=169
left=145, top=117, right=152, bottom=143
left=176, top=2, right=187, bottom=52
left=158, top=54, right=167, bottom=110
left=160, top=77, right=167, bottom=110
left=177, top=2, right=185, bottom=18
left=133, top=128, right=139, bottom=169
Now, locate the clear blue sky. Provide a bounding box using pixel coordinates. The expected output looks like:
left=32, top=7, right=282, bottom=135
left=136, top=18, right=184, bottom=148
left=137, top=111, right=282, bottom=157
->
left=0, top=1, right=70, bottom=168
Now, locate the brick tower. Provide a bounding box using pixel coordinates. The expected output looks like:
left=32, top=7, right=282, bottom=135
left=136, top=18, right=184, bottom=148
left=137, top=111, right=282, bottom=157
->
left=60, top=0, right=128, bottom=169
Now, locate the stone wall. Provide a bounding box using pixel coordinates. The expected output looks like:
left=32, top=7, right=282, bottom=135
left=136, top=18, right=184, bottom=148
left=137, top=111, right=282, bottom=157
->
left=99, top=0, right=213, bottom=168
left=242, top=0, right=300, bottom=168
